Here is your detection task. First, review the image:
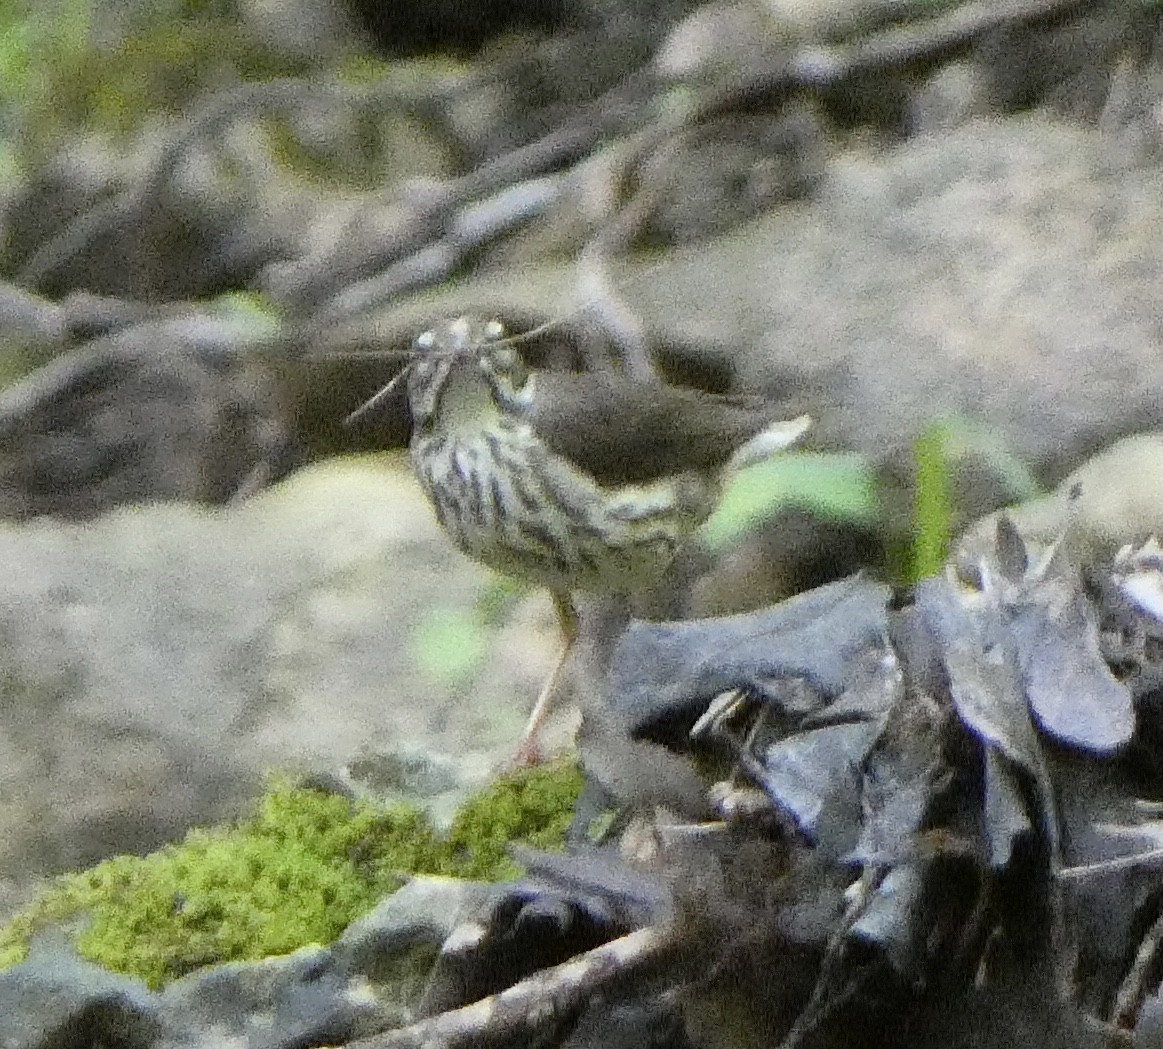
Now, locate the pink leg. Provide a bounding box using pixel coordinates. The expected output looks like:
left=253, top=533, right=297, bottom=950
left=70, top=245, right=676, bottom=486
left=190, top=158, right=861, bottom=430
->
left=512, top=591, right=578, bottom=765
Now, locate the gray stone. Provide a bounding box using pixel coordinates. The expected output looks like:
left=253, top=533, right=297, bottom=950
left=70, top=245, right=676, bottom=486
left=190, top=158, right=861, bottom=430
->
left=0, top=460, right=547, bottom=880
left=0, top=942, right=161, bottom=1049
left=159, top=945, right=361, bottom=1049
left=332, top=876, right=494, bottom=976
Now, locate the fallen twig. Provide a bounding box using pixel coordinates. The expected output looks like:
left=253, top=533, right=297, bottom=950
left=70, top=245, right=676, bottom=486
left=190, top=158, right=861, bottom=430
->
left=340, top=924, right=679, bottom=1049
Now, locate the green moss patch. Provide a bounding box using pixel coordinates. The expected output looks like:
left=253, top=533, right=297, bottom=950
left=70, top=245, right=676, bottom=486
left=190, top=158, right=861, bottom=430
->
left=0, top=757, right=583, bottom=989
left=443, top=759, right=586, bottom=880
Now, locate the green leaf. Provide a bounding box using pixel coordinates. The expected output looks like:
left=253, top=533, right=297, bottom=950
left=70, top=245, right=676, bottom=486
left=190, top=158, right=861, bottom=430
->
left=701, top=452, right=880, bottom=553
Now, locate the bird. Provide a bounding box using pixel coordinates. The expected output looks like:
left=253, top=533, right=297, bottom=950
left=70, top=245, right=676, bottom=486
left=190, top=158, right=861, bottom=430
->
left=350, top=316, right=810, bottom=763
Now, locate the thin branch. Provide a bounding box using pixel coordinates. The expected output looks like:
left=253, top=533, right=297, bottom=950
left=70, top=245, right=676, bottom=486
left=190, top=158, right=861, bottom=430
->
left=1113, top=907, right=1163, bottom=1030
left=342, top=925, right=679, bottom=1049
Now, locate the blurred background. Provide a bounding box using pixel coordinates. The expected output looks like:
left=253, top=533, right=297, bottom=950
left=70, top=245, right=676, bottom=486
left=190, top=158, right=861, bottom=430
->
left=1, top=0, right=1162, bottom=904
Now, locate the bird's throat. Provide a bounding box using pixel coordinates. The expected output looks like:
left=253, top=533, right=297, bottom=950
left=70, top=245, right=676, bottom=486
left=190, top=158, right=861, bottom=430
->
left=433, top=359, right=504, bottom=434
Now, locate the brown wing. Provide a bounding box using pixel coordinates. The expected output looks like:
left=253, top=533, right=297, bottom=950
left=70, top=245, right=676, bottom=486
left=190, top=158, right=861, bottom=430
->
left=521, top=372, right=779, bottom=487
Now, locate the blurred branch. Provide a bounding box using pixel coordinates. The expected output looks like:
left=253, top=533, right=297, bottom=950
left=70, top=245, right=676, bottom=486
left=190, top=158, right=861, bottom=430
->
left=344, top=925, right=679, bottom=1049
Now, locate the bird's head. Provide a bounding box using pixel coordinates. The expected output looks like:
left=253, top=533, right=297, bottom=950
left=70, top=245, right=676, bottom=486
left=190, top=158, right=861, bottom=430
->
left=407, top=316, right=532, bottom=435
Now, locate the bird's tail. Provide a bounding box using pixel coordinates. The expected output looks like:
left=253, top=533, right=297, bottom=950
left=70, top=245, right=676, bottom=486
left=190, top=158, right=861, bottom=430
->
left=727, top=415, right=811, bottom=473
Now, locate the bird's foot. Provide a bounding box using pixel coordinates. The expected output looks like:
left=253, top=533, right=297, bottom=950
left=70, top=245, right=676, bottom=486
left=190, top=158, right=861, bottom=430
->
left=508, top=735, right=546, bottom=768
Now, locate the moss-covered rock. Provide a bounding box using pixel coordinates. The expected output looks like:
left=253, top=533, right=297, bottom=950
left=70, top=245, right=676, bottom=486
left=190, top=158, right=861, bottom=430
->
left=0, top=757, right=583, bottom=989
left=442, top=756, right=586, bottom=880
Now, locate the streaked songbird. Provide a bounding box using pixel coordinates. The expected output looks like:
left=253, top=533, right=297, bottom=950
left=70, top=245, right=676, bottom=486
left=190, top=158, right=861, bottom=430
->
left=352, top=317, right=810, bottom=762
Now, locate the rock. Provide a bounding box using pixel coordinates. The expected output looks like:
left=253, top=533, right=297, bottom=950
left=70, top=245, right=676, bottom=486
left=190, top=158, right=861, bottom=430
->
left=160, top=944, right=363, bottom=1048
left=0, top=312, right=296, bottom=519
left=953, top=432, right=1163, bottom=578
left=623, top=115, right=1163, bottom=478
left=0, top=942, right=161, bottom=1049
left=0, top=459, right=548, bottom=880
left=332, top=875, right=493, bottom=975
left=0, top=879, right=502, bottom=1048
